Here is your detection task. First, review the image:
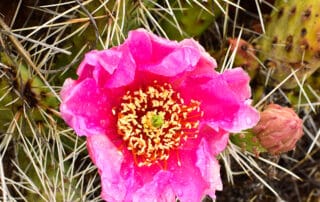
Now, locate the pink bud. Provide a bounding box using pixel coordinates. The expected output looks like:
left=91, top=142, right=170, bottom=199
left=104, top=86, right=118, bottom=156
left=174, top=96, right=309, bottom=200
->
left=253, top=104, right=303, bottom=155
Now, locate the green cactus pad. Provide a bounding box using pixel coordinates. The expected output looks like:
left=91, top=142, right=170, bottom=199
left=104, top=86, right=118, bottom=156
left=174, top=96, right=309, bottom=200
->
left=257, top=0, right=320, bottom=89
left=160, top=1, right=223, bottom=40
left=230, top=131, right=267, bottom=155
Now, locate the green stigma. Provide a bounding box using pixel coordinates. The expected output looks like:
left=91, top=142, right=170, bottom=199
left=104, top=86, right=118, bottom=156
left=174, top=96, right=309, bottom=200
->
left=151, top=114, right=164, bottom=128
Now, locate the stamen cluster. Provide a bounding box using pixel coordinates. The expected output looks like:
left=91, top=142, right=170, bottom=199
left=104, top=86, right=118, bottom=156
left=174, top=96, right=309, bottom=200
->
left=116, top=81, right=202, bottom=167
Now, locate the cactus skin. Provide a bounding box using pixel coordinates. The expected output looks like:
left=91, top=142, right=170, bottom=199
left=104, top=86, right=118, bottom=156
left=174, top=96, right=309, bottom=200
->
left=257, top=0, right=320, bottom=89
left=0, top=52, right=58, bottom=129
left=307, top=68, right=320, bottom=90
left=252, top=104, right=303, bottom=155
left=54, top=0, right=148, bottom=80
left=160, top=1, right=223, bottom=40
left=230, top=131, right=267, bottom=156
left=228, top=38, right=259, bottom=78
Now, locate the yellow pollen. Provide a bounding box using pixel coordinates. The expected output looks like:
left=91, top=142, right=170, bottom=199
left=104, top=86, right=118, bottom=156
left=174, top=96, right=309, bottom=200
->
left=116, top=81, right=202, bottom=167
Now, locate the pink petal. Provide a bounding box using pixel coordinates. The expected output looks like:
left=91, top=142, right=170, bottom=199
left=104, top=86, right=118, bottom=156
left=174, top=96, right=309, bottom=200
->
left=169, top=149, right=207, bottom=201
left=199, top=124, right=229, bottom=155
left=76, top=50, right=101, bottom=81
left=127, top=29, right=206, bottom=77
left=97, top=50, right=121, bottom=74
left=77, top=47, right=136, bottom=89
left=127, top=28, right=177, bottom=66
left=220, top=68, right=260, bottom=131
left=132, top=171, right=175, bottom=202
left=147, top=45, right=201, bottom=76
left=87, top=134, right=125, bottom=202
left=178, top=73, right=240, bottom=130
left=103, top=46, right=136, bottom=88
left=178, top=68, right=259, bottom=133
left=92, top=49, right=121, bottom=86
left=222, top=67, right=251, bottom=100
left=60, top=78, right=112, bottom=136
left=196, top=139, right=223, bottom=198
left=180, top=39, right=217, bottom=71
left=60, top=78, right=76, bottom=101
left=228, top=100, right=260, bottom=132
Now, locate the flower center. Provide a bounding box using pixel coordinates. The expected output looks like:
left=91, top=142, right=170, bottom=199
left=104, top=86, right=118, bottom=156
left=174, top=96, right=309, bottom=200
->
left=115, top=81, right=203, bottom=167
left=150, top=113, right=164, bottom=128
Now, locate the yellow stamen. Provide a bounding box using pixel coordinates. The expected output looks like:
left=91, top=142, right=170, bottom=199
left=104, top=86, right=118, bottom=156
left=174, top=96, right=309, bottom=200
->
left=116, top=81, right=202, bottom=167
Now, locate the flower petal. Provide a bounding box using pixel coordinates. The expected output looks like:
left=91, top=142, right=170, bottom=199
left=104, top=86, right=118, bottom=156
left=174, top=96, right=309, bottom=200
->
left=132, top=171, right=175, bottom=202
left=77, top=47, right=136, bottom=89
left=169, top=150, right=207, bottom=202
left=76, top=50, right=101, bottom=81
left=127, top=28, right=176, bottom=66
left=87, top=134, right=125, bottom=202
left=178, top=73, right=240, bottom=130
left=199, top=124, right=229, bottom=155
left=196, top=139, right=223, bottom=199
left=60, top=78, right=112, bottom=136
left=229, top=100, right=260, bottom=132
left=127, top=29, right=208, bottom=77
left=221, top=68, right=260, bottom=131
left=222, top=67, right=251, bottom=100
left=103, top=46, right=136, bottom=88
left=148, top=45, right=201, bottom=76
left=180, top=38, right=217, bottom=72
left=178, top=68, right=259, bottom=133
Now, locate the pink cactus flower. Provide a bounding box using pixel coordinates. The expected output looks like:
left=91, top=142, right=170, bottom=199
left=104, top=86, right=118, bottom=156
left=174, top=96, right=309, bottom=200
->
left=253, top=104, right=303, bottom=155
left=60, top=28, right=259, bottom=202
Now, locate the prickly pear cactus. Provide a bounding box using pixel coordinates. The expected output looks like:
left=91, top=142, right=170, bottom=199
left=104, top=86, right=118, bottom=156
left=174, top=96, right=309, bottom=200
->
left=230, top=131, right=267, bottom=156
left=16, top=148, right=81, bottom=201
left=228, top=38, right=259, bottom=78
left=160, top=1, right=223, bottom=40
left=0, top=52, right=58, bottom=128
left=307, top=68, right=320, bottom=90
left=54, top=0, right=148, bottom=77
left=257, top=0, right=320, bottom=89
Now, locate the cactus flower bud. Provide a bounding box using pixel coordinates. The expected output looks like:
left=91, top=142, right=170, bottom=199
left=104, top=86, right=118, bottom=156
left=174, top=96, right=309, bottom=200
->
left=253, top=104, right=303, bottom=155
